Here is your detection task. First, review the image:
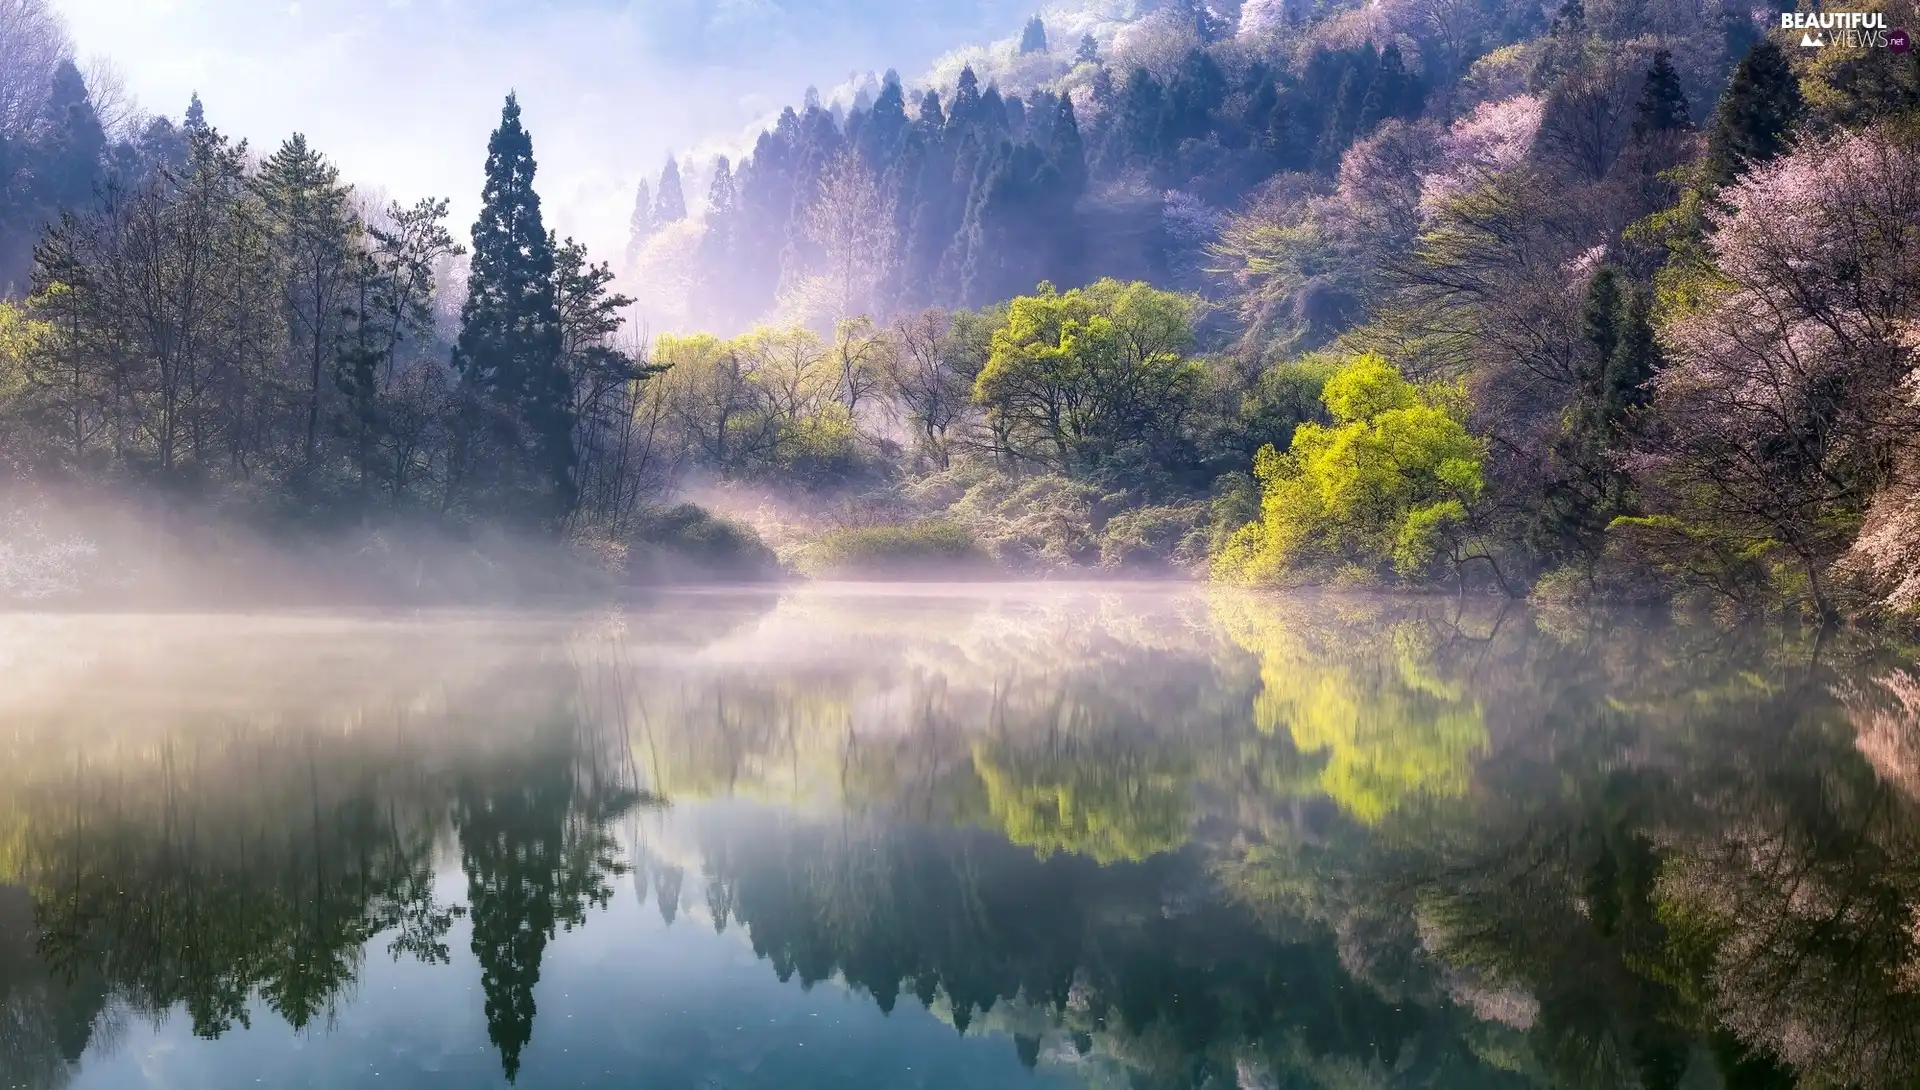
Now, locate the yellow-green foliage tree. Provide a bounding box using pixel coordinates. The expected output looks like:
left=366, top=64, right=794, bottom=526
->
left=1213, top=354, right=1489, bottom=586
left=644, top=326, right=861, bottom=484
left=973, top=278, right=1202, bottom=470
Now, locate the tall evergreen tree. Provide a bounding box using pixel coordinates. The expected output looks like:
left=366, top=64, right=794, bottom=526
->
left=918, top=89, right=946, bottom=129
left=1050, top=94, right=1087, bottom=200
left=1020, top=15, right=1049, bottom=54
left=454, top=93, right=572, bottom=518
left=257, top=134, right=358, bottom=468
left=947, top=67, right=984, bottom=136
left=1358, top=42, right=1409, bottom=132
left=861, top=71, right=910, bottom=171
left=33, top=61, right=106, bottom=211
left=183, top=92, right=207, bottom=132
left=623, top=178, right=651, bottom=271
left=696, top=156, right=740, bottom=325
left=1705, top=38, right=1803, bottom=185
left=653, top=156, right=687, bottom=225
left=1632, top=49, right=1693, bottom=137
left=1076, top=33, right=1100, bottom=64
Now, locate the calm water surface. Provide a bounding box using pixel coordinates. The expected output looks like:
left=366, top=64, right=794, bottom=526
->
left=4, top=586, right=1920, bottom=1089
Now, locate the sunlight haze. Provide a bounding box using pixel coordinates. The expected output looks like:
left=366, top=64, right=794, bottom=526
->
left=50, top=0, right=1030, bottom=254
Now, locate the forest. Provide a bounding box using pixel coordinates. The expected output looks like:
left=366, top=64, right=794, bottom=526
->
left=2, top=0, right=1919, bottom=621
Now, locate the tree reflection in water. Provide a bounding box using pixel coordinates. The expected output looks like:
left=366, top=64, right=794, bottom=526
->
left=3, top=591, right=1920, bottom=1088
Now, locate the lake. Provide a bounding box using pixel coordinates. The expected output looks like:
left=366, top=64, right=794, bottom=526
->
left=3, top=585, right=1919, bottom=1089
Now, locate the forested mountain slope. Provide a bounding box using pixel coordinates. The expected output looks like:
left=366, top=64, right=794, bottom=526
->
left=3, top=0, right=1920, bottom=622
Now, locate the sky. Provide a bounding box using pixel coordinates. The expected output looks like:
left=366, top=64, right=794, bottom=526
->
left=51, top=0, right=1034, bottom=259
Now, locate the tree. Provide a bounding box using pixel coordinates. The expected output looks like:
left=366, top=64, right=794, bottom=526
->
left=32, top=60, right=105, bottom=212
left=622, top=178, right=651, bottom=272
left=257, top=134, right=358, bottom=468
left=336, top=198, right=461, bottom=496
left=695, top=156, right=739, bottom=326
left=1632, top=49, right=1692, bottom=138
left=883, top=308, right=972, bottom=466
left=1705, top=37, right=1802, bottom=185
left=653, top=155, right=687, bottom=225
left=0, top=0, right=69, bottom=138
left=973, top=279, right=1203, bottom=469
left=1076, top=33, right=1099, bottom=64
left=1019, top=15, right=1049, bottom=55
left=453, top=93, right=573, bottom=519
left=1632, top=129, right=1920, bottom=618
left=1214, top=354, right=1493, bottom=587
left=805, top=149, right=893, bottom=322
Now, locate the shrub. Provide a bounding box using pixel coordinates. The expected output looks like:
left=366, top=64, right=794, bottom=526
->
left=627, top=504, right=782, bottom=583
left=799, top=520, right=990, bottom=578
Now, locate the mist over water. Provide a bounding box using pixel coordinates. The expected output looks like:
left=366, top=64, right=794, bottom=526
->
left=4, top=586, right=1920, bottom=1089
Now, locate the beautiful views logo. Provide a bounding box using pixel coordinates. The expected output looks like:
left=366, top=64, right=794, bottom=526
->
left=1781, top=10, right=1895, bottom=47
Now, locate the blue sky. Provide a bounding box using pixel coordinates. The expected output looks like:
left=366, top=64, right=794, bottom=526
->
left=51, top=0, right=1031, bottom=257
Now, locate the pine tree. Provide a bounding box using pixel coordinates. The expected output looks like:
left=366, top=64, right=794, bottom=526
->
left=1632, top=49, right=1692, bottom=137
left=1020, top=16, right=1049, bottom=55
left=1579, top=265, right=1625, bottom=376
left=34, top=61, right=107, bottom=211
left=623, top=178, right=651, bottom=271
left=454, top=93, right=572, bottom=518
left=1358, top=42, right=1408, bottom=131
left=257, top=134, right=358, bottom=467
left=653, top=156, right=687, bottom=224
left=1705, top=38, right=1803, bottom=185
left=947, top=67, right=984, bottom=135
left=918, top=90, right=946, bottom=129
left=696, top=156, right=740, bottom=326
left=184, top=92, right=207, bottom=132
left=862, top=71, right=910, bottom=171
left=1050, top=94, right=1087, bottom=199
left=1101, top=68, right=1165, bottom=173
left=1314, top=65, right=1361, bottom=172
left=1076, top=33, right=1099, bottom=64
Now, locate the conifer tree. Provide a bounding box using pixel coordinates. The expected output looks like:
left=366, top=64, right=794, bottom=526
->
left=918, top=90, right=946, bottom=129
left=696, top=156, right=740, bottom=325
left=184, top=92, right=207, bottom=132
left=623, top=178, right=651, bottom=271
left=1358, top=42, right=1408, bottom=132
left=1050, top=94, right=1087, bottom=199
left=948, top=67, right=984, bottom=136
left=862, top=71, right=909, bottom=171
left=1705, top=38, right=1803, bottom=185
left=1632, top=49, right=1692, bottom=137
left=454, top=93, right=572, bottom=518
left=1020, top=16, right=1049, bottom=55
left=653, top=156, right=687, bottom=224
left=34, top=61, right=106, bottom=211
left=1076, top=33, right=1099, bottom=64
left=1314, top=66, right=1361, bottom=172
left=257, top=133, right=357, bottom=467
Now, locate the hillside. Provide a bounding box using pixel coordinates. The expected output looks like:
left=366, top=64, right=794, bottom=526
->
left=4, top=0, right=1920, bottom=621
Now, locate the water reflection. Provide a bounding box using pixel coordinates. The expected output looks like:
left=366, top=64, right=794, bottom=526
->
left=2, top=590, right=1919, bottom=1088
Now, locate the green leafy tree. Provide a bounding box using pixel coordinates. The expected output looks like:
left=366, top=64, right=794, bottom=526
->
left=1214, top=354, right=1492, bottom=586
left=973, top=279, right=1202, bottom=470
left=454, top=94, right=573, bottom=519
